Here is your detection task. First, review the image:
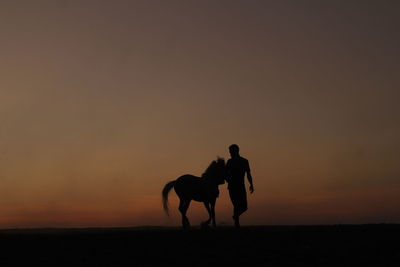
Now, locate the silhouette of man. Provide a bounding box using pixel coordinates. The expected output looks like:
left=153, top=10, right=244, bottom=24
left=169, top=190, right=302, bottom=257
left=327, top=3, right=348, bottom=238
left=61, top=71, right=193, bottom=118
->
left=226, top=144, right=254, bottom=228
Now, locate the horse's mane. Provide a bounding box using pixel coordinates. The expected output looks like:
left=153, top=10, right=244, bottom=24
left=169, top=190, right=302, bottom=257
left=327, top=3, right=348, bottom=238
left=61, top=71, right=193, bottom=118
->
left=202, top=157, right=225, bottom=178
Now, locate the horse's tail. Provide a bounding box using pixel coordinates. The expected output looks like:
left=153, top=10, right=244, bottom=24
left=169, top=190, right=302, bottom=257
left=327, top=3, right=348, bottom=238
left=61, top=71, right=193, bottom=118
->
left=162, top=180, right=176, bottom=216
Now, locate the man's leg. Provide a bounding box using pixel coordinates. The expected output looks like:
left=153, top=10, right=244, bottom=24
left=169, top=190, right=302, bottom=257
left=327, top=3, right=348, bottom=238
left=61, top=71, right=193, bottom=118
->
left=229, top=187, right=243, bottom=228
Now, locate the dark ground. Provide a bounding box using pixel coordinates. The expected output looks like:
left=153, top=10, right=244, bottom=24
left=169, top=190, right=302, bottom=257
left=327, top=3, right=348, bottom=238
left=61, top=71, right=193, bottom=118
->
left=0, top=225, right=399, bottom=266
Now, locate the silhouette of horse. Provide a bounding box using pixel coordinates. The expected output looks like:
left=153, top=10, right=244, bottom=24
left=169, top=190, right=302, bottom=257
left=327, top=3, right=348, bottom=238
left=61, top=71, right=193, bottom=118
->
left=162, top=158, right=226, bottom=229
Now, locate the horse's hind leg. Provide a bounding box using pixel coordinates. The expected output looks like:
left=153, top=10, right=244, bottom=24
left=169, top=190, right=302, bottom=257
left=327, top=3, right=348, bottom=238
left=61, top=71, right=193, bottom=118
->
left=210, top=198, right=216, bottom=228
left=179, top=199, right=191, bottom=229
left=202, top=202, right=212, bottom=227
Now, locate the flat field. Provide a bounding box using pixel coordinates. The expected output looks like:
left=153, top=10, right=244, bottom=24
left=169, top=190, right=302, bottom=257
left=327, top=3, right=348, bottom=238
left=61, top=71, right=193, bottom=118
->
left=0, top=225, right=399, bottom=266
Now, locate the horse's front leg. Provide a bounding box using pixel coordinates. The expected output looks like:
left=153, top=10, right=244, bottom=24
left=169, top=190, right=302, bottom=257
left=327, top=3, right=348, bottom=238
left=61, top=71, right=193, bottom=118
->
left=202, top=201, right=212, bottom=227
left=210, top=198, right=216, bottom=228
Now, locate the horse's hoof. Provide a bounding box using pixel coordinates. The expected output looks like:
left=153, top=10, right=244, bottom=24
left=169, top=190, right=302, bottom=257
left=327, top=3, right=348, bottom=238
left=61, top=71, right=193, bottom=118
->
left=200, top=222, right=210, bottom=230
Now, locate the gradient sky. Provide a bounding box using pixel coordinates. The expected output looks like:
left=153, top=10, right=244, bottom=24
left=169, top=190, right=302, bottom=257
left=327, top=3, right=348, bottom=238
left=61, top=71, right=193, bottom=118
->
left=1, top=0, right=399, bottom=228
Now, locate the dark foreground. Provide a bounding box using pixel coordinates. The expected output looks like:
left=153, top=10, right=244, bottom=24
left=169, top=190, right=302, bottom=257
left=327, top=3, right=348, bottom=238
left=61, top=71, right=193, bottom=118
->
left=0, top=225, right=399, bottom=266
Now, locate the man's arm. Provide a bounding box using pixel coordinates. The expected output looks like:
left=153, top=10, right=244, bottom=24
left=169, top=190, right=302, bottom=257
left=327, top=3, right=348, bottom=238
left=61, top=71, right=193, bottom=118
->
left=246, top=160, right=254, bottom=193
left=247, top=170, right=254, bottom=193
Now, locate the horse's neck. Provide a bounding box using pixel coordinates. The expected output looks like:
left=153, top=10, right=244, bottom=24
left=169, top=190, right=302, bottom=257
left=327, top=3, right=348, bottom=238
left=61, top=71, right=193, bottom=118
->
left=202, top=175, right=218, bottom=186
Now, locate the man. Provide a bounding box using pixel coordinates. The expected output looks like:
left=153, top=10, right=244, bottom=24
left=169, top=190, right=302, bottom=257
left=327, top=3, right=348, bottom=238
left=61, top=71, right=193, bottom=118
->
left=226, top=144, right=254, bottom=228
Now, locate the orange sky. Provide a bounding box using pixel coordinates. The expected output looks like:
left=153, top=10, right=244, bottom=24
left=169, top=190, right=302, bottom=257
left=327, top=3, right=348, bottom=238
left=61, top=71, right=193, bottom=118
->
left=0, top=1, right=399, bottom=228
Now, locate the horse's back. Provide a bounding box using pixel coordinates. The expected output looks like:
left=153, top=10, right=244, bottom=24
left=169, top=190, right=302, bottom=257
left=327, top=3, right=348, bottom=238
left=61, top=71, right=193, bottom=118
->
left=174, top=174, right=219, bottom=202
left=175, top=175, right=200, bottom=191
left=177, top=174, right=199, bottom=182
left=174, top=174, right=203, bottom=200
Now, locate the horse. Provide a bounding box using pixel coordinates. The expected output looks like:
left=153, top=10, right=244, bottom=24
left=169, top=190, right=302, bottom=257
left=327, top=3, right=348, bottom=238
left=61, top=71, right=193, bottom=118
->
left=162, top=158, right=227, bottom=229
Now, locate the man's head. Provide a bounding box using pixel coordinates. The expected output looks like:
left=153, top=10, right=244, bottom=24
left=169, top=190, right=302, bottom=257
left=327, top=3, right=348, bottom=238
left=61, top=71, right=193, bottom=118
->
left=229, top=144, right=240, bottom=158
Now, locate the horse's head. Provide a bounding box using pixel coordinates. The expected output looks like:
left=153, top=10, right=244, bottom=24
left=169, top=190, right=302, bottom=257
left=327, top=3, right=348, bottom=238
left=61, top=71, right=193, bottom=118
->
left=215, top=157, right=227, bottom=185
left=203, top=157, right=227, bottom=185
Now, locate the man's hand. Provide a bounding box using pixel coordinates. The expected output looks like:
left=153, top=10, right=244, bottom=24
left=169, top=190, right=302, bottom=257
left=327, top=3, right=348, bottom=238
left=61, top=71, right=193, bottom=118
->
left=249, top=185, right=254, bottom=194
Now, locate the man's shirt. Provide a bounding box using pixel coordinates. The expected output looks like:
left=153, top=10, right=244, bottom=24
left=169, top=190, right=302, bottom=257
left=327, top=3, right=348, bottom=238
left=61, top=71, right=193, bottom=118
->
left=226, top=156, right=250, bottom=189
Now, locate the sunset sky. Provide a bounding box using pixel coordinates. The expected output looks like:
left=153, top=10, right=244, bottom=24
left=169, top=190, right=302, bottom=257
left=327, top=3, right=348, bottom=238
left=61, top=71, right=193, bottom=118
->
left=1, top=1, right=399, bottom=228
